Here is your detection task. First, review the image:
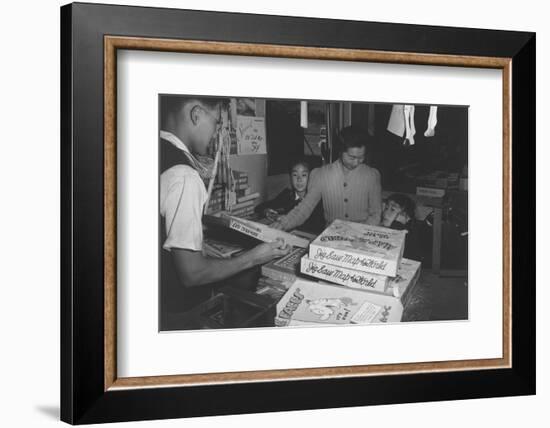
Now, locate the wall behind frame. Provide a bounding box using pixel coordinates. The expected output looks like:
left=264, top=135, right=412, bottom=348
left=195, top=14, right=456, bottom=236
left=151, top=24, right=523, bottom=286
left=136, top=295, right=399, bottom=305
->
left=0, top=1, right=544, bottom=428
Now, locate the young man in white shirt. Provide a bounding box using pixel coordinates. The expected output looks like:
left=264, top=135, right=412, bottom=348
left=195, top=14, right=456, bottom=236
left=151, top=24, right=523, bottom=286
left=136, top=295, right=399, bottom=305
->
left=159, top=96, right=290, bottom=313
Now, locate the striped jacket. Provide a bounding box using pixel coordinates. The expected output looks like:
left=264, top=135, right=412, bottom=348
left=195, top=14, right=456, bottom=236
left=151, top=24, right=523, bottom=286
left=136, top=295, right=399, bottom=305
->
left=280, top=159, right=382, bottom=231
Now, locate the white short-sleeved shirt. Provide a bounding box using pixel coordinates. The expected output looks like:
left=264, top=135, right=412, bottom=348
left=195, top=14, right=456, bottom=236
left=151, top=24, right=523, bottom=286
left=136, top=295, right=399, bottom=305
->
left=160, top=164, right=207, bottom=251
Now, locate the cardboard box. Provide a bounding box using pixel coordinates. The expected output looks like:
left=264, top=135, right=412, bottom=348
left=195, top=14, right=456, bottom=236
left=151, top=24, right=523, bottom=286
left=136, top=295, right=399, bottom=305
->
left=275, top=279, right=403, bottom=326
left=308, top=220, right=406, bottom=276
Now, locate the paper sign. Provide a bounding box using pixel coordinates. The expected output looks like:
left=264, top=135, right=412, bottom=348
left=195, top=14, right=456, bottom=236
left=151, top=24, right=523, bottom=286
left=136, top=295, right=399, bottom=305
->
left=236, top=115, right=266, bottom=155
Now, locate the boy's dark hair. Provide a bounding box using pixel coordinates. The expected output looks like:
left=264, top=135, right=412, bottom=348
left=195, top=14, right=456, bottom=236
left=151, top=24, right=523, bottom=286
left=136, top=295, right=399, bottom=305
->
left=388, top=193, right=416, bottom=220
left=160, top=95, right=228, bottom=126
left=288, top=159, right=311, bottom=174
left=337, top=126, right=369, bottom=152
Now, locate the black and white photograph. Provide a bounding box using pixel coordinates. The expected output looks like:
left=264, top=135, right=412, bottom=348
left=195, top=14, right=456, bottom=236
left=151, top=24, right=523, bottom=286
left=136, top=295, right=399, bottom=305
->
left=159, top=95, right=468, bottom=331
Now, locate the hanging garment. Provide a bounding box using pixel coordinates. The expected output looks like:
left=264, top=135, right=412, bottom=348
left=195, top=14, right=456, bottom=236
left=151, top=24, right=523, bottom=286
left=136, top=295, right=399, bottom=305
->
left=387, top=104, right=416, bottom=145
left=387, top=104, right=438, bottom=143
left=403, top=105, right=416, bottom=145
left=387, top=104, right=406, bottom=137
left=424, top=106, right=438, bottom=137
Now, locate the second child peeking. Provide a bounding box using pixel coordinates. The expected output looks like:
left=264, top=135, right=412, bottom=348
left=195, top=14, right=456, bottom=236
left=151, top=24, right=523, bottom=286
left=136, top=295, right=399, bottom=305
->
left=255, top=160, right=325, bottom=233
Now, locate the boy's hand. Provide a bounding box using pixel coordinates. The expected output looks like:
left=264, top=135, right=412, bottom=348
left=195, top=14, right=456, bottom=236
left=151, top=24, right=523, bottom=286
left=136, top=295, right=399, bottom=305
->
left=395, top=212, right=410, bottom=225
left=250, top=239, right=291, bottom=265
left=381, top=209, right=399, bottom=227
left=264, top=208, right=280, bottom=221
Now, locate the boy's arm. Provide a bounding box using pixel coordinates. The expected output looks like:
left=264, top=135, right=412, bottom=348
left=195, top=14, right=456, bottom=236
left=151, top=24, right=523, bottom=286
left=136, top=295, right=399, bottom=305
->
left=171, top=240, right=291, bottom=287
left=163, top=170, right=291, bottom=287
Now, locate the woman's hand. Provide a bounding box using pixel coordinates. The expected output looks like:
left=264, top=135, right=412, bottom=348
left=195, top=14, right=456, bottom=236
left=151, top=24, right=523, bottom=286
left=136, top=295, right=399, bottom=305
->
left=270, top=216, right=287, bottom=230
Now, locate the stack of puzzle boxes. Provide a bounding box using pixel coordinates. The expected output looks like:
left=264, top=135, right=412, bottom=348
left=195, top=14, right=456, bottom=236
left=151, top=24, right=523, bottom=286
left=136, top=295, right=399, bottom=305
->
left=228, top=170, right=258, bottom=218
left=299, top=219, right=422, bottom=312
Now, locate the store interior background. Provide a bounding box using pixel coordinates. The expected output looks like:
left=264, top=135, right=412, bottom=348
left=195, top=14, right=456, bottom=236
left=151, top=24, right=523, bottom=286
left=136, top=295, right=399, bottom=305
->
left=226, top=98, right=468, bottom=272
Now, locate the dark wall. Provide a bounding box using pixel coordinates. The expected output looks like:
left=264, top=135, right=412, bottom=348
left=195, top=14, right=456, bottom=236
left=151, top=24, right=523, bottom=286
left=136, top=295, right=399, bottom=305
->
left=353, top=103, right=468, bottom=192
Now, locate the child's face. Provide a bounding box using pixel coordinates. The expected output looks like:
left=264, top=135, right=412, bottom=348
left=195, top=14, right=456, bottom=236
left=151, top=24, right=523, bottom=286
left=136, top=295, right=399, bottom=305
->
left=383, top=200, right=408, bottom=225
left=290, top=164, right=309, bottom=193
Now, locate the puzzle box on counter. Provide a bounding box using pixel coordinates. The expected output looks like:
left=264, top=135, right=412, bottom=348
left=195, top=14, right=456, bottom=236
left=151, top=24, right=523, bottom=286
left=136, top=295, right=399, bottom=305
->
left=308, top=219, right=407, bottom=276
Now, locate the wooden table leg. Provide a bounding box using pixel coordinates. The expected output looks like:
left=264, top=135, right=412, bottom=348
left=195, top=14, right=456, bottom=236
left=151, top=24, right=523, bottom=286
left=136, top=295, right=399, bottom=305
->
left=432, top=207, right=442, bottom=274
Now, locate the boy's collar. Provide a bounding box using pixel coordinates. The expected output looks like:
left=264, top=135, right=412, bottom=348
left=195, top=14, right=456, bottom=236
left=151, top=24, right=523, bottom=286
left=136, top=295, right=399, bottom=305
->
left=160, top=130, right=191, bottom=156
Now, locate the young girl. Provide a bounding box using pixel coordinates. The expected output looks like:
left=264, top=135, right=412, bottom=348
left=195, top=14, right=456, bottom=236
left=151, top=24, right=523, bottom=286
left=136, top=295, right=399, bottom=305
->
left=255, top=160, right=325, bottom=233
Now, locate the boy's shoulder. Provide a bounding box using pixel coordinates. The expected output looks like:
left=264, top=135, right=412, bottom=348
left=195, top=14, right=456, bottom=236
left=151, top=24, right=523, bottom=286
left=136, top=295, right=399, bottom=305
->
left=162, top=164, right=200, bottom=181
left=160, top=165, right=205, bottom=192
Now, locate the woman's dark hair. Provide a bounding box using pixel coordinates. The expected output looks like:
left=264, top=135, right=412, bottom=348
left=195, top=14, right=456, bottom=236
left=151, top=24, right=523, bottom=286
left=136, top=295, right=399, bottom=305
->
left=288, top=159, right=311, bottom=174
left=387, top=193, right=416, bottom=220
left=337, top=126, right=369, bottom=152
